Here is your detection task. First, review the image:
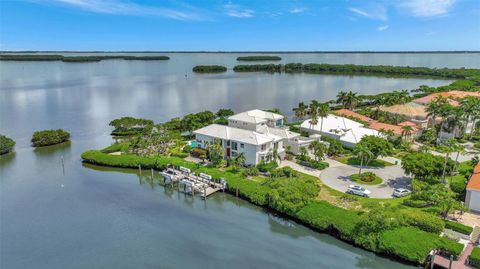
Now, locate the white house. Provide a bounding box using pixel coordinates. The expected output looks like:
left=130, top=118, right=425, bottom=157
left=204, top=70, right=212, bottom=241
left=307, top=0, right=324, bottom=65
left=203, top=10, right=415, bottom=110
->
left=193, top=109, right=319, bottom=165
left=193, top=124, right=283, bottom=165
left=300, top=114, right=380, bottom=148
left=465, top=161, right=480, bottom=213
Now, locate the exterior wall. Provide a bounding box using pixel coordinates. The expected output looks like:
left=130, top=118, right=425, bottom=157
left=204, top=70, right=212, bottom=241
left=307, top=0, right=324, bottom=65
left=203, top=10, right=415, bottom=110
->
left=466, top=189, right=480, bottom=213
left=195, top=133, right=262, bottom=165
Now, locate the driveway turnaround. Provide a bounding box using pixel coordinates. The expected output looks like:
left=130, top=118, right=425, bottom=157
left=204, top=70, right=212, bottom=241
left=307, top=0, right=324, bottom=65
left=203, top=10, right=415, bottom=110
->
left=320, top=160, right=411, bottom=199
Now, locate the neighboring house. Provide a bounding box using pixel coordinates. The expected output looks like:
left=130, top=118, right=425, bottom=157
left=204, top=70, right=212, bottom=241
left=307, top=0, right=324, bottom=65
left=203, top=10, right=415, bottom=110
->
left=465, top=161, right=480, bottom=213
left=300, top=114, right=379, bottom=148
left=334, top=109, right=421, bottom=140
left=193, top=109, right=318, bottom=165
left=228, top=109, right=284, bottom=131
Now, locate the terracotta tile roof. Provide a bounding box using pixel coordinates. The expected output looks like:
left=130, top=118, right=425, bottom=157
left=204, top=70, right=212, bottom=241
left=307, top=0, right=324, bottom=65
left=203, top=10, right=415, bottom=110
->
left=467, top=162, right=480, bottom=191
left=368, top=122, right=405, bottom=135
left=379, top=102, right=429, bottom=119
left=334, top=109, right=374, bottom=123
left=413, top=91, right=480, bottom=106
left=398, top=121, right=418, bottom=127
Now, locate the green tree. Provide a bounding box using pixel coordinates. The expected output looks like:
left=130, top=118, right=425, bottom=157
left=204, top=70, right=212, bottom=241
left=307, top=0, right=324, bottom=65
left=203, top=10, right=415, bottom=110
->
left=353, top=144, right=374, bottom=174
left=293, top=102, right=308, bottom=121
left=206, top=141, right=224, bottom=166
left=0, top=134, right=15, bottom=155
left=216, top=108, right=234, bottom=118
left=308, top=141, right=327, bottom=162
left=401, top=152, right=453, bottom=183
left=460, top=96, right=480, bottom=138
left=356, top=135, right=394, bottom=160
left=317, top=103, right=330, bottom=133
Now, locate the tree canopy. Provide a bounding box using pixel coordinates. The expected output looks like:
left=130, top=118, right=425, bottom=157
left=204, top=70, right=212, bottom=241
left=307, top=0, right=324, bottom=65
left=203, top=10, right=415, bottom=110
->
left=0, top=134, right=15, bottom=155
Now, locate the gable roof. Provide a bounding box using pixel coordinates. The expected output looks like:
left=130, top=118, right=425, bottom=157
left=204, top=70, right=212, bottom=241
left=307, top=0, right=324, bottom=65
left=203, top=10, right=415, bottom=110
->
left=228, top=109, right=283, bottom=124
left=467, top=162, right=480, bottom=191
left=193, top=124, right=275, bottom=145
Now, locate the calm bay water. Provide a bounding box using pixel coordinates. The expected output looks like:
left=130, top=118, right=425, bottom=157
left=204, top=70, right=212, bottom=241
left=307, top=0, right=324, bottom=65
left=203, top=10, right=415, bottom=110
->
left=1, top=52, right=478, bottom=269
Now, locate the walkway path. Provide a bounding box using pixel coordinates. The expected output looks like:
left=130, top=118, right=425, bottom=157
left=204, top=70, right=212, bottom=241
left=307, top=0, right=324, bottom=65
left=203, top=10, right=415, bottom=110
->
left=434, top=242, right=476, bottom=269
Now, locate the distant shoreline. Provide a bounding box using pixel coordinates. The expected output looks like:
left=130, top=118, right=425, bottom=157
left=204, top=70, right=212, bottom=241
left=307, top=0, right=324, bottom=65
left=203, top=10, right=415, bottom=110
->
left=1, top=51, right=479, bottom=54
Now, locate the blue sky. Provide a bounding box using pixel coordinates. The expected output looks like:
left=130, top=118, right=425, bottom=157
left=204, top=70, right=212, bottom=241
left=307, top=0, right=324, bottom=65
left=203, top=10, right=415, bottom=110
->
left=0, top=0, right=479, bottom=51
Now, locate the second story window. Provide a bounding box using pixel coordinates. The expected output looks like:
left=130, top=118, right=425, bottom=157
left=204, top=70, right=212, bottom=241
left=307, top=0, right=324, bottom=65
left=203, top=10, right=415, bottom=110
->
left=232, top=141, right=238, bottom=150
left=261, top=144, right=266, bottom=151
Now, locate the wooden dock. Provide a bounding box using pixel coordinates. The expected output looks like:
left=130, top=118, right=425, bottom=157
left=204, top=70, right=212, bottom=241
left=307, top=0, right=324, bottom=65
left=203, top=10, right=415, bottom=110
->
left=160, top=166, right=226, bottom=200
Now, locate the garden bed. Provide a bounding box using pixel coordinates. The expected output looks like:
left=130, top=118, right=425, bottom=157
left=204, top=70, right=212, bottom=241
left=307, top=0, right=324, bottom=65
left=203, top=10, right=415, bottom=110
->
left=350, top=172, right=383, bottom=185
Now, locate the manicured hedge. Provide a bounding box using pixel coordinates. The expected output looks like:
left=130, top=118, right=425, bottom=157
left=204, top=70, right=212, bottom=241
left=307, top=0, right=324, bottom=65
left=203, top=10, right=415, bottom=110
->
left=402, top=210, right=445, bottom=234
left=469, top=247, right=480, bottom=268
left=379, top=227, right=464, bottom=264
left=444, top=220, right=473, bottom=235
left=31, top=129, right=70, bottom=147
left=0, top=134, right=15, bottom=155
left=296, top=201, right=360, bottom=238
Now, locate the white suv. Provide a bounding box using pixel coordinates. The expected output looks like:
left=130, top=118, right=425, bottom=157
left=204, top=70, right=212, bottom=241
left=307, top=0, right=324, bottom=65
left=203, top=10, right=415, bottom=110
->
left=393, top=188, right=411, bottom=198
left=346, top=185, right=371, bottom=197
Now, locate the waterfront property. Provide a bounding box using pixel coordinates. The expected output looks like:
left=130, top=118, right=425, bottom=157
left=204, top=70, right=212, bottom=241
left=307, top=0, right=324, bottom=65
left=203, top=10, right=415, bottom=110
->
left=465, top=161, right=480, bottom=213
left=299, top=114, right=379, bottom=148
left=193, top=109, right=319, bottom=165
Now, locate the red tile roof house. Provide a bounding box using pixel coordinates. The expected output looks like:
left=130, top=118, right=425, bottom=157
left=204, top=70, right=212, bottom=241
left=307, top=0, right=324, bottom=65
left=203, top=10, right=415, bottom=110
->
left=465, top=162, right=480, bottom=213
left=334, top=109, right=421, bottom=140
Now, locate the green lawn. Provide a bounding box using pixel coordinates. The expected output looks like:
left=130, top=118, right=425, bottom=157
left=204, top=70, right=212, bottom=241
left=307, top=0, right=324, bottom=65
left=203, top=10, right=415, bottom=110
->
left=334, top=156, right=394, bottom=167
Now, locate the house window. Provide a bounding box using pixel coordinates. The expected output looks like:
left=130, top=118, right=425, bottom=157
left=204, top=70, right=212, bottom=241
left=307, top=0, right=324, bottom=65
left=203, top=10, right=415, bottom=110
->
left=274, top=142, right=278, bottom=149
left=261, top=144, right=266, bottom=151
left=240, top=143, right=244, bottom=148
left=232, top=141, right=238, bottom=150
left=232, top=151, right=238, bottom=157
left=226, top=140, right=230, bottom=146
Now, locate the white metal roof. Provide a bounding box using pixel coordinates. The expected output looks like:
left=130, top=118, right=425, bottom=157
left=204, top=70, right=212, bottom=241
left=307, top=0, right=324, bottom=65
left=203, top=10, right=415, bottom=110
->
left=300, top=115, right=379, bottom=145
left=228, top=109, right=284, bottom=124
left=257, top=125, right=300, bottom=140
left=194, top=124, right=275, bottom=145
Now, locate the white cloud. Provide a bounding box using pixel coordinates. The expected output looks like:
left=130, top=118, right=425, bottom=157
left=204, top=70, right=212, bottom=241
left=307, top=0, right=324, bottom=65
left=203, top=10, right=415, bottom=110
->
left=289, top=7, right=306, bottom=14
left=397, top=0, right=457, bottom=17
left=224, top=3, right=254, bottom=18
left=38, top=0, right=205, bottom=20
left=348, top=6, right=387, bottom=21
left=377, top=25, right=389, bottom=31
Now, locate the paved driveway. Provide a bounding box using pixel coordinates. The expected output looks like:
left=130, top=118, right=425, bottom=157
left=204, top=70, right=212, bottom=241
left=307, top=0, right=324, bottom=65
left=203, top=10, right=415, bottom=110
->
left=320, top=160, right=411, bottom=199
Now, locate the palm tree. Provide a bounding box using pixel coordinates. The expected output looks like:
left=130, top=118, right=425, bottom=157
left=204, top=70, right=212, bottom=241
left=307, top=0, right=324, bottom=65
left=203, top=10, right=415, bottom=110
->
left=460, top=96, right=480, bottom=138
left=308, top=141, right=327, bottom=162
left=401, top=125, right=414, bottom=141
left=438, top=139, right=456, bottom=183
left=317, top=103, right=330, bottom=133
left=269, top=148, right=282, bottom=164
left=336, top=91, right=348, bottom=108
left=437, top=103, right=454, bottom=141
left=345, top=91, right=359, bottom=110
left=353, top=144, right=374, bottom=175
left=293, top=102, right=308, bottom=121
left=426, top=96, right=448, bottom=128
left=234, top=152, right=246, bottom=167
left=308, top=100, right=320, bottom=129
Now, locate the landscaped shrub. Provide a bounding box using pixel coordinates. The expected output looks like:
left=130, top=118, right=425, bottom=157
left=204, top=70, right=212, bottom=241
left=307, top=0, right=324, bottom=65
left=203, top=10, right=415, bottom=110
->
left=379, top=227, right=463, bottom=264
left=190, top=147, right=207, bottom=158
left=296, top=201, right=360, bottom=238
left=444, top=220, right=473, bottom=235
left=0, top=134, right=15, bottom=155
left=241, top=167, right=259, bottom=177
left=257, top=161, right=278, bottom=172
left=402, top=210, right=444, bottom=234
left=182, top=145, right=192, bottom=153
left=270, top=167, right=297, bottom=178
left=469, top=247, right=480, bottom=268
left=296, top=159, right=329, bottom=170
left=350, top=172, right=382, bottom=185
left=31, top=129, right=70, bottom=147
